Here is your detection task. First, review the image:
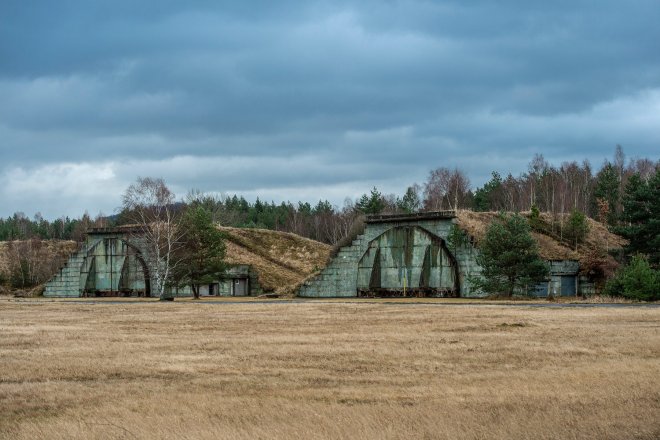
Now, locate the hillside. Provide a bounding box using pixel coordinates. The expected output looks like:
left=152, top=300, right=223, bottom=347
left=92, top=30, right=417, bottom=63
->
left=455, top=210, right=626, bottom=277
left=219, top=227, right=331, bottom=294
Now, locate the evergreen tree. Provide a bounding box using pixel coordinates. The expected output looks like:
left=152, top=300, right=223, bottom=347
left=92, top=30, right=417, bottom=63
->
left=593, top=163, right=620, bottom=226
left=471, top=213, right=549, bottom=297
left=397, top=185, right=421, bottom=213
left=473, top=172, right=503, bottom=212
left=616, top=170, right=660, bottom=265
left=355, top=187, right=385, bottom=215
left=171, top=206, right=226, bottom=299
left=604, top=254, right=659, bottom=301
left=447, top=224, right=469, bottom=254
left=564, top=209, right=589, bottom=250
left=528, top=204, right=541, bottom=230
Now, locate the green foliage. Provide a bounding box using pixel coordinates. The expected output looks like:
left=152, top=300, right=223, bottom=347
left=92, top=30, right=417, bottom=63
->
left=616, top=170, right=659, bottom=265
left=355, top=187, right=385, bottom=215
left=0, top=212, right=91, bottom=241
left=528, top=204, right=541, bottom=230
left=604, top=255, right=659, bottom=301
left=470, top=213, right=549, bottom=297
left=397, top=186, right=421, bottom=214
left=447, top=224, right=469, bottom=252
left=593, top=163, right=620, bottom=226
left=472, top=172, right=502, bottom=212
left=171, top=206, right=227, bottom=299
left=564, top=209, right=589, bottom=250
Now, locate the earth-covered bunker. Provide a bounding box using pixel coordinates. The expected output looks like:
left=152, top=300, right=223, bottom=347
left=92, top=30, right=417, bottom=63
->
left=44, top=226, right=262, bottom=298
left=298, top=210, right=618, bottom=298
left=43, top=225, right=330, bottom=298
left=299, top=211, right=480, bottom=297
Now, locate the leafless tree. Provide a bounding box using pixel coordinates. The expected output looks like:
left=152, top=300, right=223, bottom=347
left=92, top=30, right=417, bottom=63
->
left=121, top=177, right=185, bottom=299
left=6, top=239, right=68, bottom=290
left=424, top=167, right=471, bottom=211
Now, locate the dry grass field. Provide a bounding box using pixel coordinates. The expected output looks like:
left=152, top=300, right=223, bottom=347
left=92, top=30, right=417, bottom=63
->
left=1, top=299, right=658, bottom=440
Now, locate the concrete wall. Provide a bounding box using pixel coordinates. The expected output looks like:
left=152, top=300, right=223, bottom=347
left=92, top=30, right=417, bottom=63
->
left=529, top=261, right=580, bottom=297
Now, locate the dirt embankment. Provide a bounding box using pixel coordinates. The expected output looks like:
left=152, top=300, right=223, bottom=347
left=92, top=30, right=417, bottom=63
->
left=220, top=226, right=331, bottom=294
left=455, top=210, right=625, bottom=277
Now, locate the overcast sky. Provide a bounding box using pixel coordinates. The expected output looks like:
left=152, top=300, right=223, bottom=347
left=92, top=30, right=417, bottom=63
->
left=1, top=1, right=659, bottom=219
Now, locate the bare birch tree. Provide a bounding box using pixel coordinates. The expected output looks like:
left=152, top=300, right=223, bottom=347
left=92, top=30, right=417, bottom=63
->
left=121, top=177, right=184, bottom=299
left=424, top=167, right=471, bottom=211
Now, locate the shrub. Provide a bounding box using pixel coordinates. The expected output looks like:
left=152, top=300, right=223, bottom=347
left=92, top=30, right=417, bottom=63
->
left=529, top=204, right=541, bottom=230
left=470, top=213, right=549, bottom=297
left=564, top=209, right=589, bottom=250
left=604, top=255, right=659, bottom=301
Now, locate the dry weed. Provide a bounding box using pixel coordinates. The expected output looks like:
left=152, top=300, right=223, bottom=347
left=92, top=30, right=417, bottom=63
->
left=0, top=299, right=658, bottom=440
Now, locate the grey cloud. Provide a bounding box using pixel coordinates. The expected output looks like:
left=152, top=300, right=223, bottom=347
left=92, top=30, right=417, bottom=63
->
left=0, top=1, right=659, bottom=218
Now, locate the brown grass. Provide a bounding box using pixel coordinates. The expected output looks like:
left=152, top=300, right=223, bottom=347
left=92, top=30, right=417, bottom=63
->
left=1, top=299, right=658, bottom=439
left=455, top=210, right=625, bottom=275
left=219, top=227, right=331, bottom=294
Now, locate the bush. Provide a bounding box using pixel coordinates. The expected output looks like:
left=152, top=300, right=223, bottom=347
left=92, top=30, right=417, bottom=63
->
left=565, top=209, right=589, bottom=250
left=471, top=213, right=549, bottom=297
left=604, top=255, right=659, bottom=301
left=528, top=204, right=541, bottom=230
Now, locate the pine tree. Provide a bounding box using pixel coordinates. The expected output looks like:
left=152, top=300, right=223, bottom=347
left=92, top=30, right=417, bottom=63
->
left=473, top=172, right=503, bottom=212
left=616, top=169, right=660, bottom=265
left=604, top=254, right=660, bottom=301
left=171, top=206, right=226, bottom=299
left=397, top=185, right=421, bottom=213
left=471, top=213, right=549, bottom=297
left=593, top=163, right=620, bottom=226
left=529, top=204, right=541, bottom=230
left=355, top=187, right=385, bottom=215
left=565, top=209, right=589, bottom=251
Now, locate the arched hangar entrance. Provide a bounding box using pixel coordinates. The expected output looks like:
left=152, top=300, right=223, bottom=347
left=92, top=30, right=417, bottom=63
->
left=357, top=226, right=460, bottom=297
left=79, top=237, right=151, bottom=297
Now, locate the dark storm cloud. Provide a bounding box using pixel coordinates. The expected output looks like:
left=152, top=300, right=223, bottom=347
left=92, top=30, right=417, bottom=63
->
left=1, top=0, right=659, bottom=217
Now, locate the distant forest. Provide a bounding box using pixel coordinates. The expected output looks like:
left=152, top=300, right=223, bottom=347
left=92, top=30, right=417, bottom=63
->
left=1, top=146, right=657, bottom=245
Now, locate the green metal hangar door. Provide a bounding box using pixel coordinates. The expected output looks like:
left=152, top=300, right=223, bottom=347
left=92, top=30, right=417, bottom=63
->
left=357, top=225, right=460, bottom=297
left=81, top=237, right=150, bottom=296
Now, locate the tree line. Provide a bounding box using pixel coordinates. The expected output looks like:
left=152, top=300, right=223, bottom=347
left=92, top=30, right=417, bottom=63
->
left=2, top=145, right=657, bottom=298
left=2, top=146, right=657, bottom=246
